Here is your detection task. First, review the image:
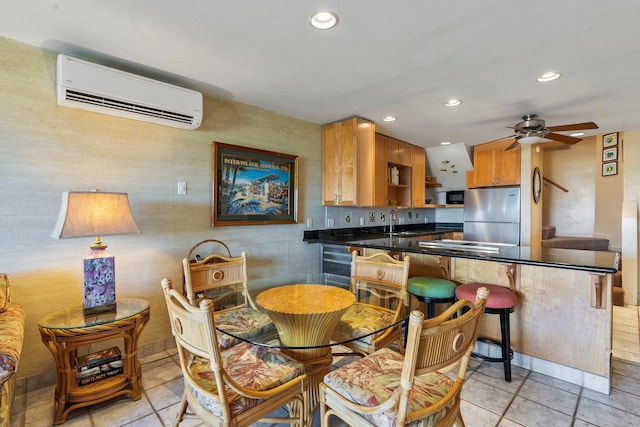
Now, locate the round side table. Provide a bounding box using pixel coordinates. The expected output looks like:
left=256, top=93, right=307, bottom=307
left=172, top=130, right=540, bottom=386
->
left=38, top=298, right=150, bottom=425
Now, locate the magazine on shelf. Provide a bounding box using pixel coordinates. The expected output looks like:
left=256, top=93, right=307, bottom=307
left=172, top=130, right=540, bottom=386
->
left=77, top=346, right=122, bottom=371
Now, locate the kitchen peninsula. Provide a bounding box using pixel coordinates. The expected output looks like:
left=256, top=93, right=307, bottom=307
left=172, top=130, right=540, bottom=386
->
left=304, top=225, right=619, bottom=394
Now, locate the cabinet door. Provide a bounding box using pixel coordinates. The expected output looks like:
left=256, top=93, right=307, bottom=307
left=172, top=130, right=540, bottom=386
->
left=322, top=122, right=341, bottom=205
left=397, top=141, right=412, bottom=166
left=495, top=148, right=521, bottom=185
left=412, top=146, right=426, bottom=207
left=472, top=149, right=496, bottom=187
left=339, top=118, right=358, bottom=205
left=387, top=136, right=399, bottom=164
left=321, top=120, right=357, bottom=206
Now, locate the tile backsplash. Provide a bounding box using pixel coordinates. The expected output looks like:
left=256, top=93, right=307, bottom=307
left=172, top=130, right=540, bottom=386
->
left=324, top=206, right=463, bottom=229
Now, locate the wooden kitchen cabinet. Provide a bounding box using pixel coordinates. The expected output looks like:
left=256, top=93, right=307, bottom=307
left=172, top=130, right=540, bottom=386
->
left=322, top=117, right=386, bottom=206
left=387, top=136, right=412, bottom=166
left=411, top=146, right=426, bottom=207
left=467, top=139, right=520, bottom=188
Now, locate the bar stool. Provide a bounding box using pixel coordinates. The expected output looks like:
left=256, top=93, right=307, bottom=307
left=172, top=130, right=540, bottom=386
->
left=405, top=257, right=457, bottom=345
left=407, top=276, right=456, bottom=318
left=454, top=263, right=517, bottom=382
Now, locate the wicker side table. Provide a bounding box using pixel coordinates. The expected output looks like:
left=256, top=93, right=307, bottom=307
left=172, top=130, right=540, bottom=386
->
left=38, top=298, right=150, bottom=425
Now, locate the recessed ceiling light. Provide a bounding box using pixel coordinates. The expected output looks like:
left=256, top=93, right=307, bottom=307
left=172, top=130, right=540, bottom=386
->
left=310, top=11, right=338, bottom=30
left=382, top=116, right=397, bottom=122
left=570, top=132, right=585, bottom=137
left=440, top=141, right=452, bottom=145
left=537, top=72, right=561, bottom=82
left=444, top=99, right=462, bottom=107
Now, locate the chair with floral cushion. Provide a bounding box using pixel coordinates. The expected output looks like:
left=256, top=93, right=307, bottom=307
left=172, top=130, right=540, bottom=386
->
left=182, top=240, right=275, bottom=349
left=161, top=277, right=307, bottom=427
left=320, top=286, right=489, bottom=427
left=333, top=250, right=410, bottom=357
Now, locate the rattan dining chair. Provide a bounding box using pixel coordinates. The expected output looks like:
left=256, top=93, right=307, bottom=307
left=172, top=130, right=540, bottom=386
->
left=333, top=250, right=411, bottom=356
left=182, top=240, right=275, bottom=349
left=320, top=286, right=489, bottom=427
left=161, top=277, right=307, bottom=427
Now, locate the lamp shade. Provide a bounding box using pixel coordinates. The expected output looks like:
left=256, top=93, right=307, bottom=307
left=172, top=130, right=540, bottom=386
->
left=51, top=191, right=140, bottom=239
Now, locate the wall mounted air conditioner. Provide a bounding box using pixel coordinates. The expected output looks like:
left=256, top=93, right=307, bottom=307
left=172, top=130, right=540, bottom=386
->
left=56, top=54, right=203, bottom=130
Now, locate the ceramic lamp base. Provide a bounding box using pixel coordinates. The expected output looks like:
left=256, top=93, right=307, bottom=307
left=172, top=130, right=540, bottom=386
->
left=83, top=248, right=117, bottom=315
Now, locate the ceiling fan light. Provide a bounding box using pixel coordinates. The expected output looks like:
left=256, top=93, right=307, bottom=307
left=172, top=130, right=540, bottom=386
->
left=537, top=72, right=561, bottom=82
left=310, top=11, right=338, bottom=30
left=570, top=132, right=585, bottom=137
left=518, top=135, right=545, bottom=145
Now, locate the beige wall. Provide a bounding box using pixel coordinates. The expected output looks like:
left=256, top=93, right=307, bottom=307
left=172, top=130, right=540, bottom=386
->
left=0, top=37, right=324, bottom=380
left=542, top=135, right=624, bottom=251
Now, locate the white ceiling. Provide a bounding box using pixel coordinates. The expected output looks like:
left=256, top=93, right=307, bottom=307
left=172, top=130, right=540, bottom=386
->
left=2, top=0, right=640, bottom=148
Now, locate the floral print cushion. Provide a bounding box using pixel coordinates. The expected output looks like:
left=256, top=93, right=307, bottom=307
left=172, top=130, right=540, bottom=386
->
left=187, top=341, right=304, bottom=417
left=337, top=304, right=394, bottom=344
left=0, top=305, right=25, bottom=387
left=323, top=347, right=454, bottom=427
left=214, top=307, right=275, bottom=349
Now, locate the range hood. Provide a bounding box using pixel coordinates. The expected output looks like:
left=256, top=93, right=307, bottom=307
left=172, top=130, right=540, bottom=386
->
left=425, top=142, right=474, bottom=191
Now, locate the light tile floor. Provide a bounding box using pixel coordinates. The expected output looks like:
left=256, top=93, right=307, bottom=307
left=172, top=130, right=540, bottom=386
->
left=11, top=305, right=640, bottom=427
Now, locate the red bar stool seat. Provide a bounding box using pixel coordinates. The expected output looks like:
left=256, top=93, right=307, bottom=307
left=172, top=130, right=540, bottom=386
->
left=454, top=264, right=517, bottom=382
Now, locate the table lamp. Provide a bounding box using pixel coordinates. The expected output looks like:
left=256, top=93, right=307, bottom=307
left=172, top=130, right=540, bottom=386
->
left=51, top=191, right=140, bottom=315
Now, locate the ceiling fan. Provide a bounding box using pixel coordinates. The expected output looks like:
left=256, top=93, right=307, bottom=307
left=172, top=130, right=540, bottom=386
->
left=503, top=114, right=598, bottom=150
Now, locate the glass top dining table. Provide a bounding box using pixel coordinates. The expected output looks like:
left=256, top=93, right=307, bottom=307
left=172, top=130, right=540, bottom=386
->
left=213, top=272, right=416, bottom=350
left=209, top=272, right=417, bottom=426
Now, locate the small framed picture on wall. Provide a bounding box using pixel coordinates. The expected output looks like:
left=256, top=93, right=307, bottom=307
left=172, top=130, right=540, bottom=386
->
left=602, top=161, right=617, bottom=177
left=603, top=132, right=618, bottom=147
left=603, top=146, right=618, bottom=161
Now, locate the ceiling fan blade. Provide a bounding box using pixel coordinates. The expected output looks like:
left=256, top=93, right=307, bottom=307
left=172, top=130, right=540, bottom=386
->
left=485, top=134, right=517, bottom=144
left=546, top=132, right=582, bottom=145
left=504, top=140, right=520, bottom=151
left=547, top=122, right=598, bottom=132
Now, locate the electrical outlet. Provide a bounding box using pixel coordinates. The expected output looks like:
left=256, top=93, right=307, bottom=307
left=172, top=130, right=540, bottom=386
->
left=369, top=212, right=376, bottom=223
left=345, top=213, right=352, bottom=224
left=379, top=212, right=386, bottom=222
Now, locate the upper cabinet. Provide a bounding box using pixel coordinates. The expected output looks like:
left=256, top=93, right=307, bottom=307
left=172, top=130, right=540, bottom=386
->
left=322, top=117, right=386, bottom=206
left=467, top=139, right=521, bottom=188
left=387, top=137, right=412, bottom=166
left=322, top=119, right=428, bottom=207
left=411, top=146, right=426, bottom=208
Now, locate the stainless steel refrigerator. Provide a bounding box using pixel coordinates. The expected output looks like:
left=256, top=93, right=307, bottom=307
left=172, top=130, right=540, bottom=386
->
left=463, top=187, right=521, bottom=244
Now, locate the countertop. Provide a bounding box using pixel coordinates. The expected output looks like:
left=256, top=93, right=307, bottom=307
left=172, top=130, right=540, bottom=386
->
left=303, top=224, right=619, bottom=274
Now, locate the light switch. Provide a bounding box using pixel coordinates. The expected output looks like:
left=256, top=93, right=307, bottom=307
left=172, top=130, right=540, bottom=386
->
left=177, top=182, right=187, bottom=195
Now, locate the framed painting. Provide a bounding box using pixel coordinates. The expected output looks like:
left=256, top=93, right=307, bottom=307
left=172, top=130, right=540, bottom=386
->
left=212, top=142, right=298, bottom=226
left=602, top=161, right=617, bottom=177
left=603, top=132, right=618, bottom=147
left=602, top=146, right=618, bottom=162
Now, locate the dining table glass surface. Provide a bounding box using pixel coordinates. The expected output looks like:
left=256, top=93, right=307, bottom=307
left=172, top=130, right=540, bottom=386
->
left=212, top=272, right=415, bottom=350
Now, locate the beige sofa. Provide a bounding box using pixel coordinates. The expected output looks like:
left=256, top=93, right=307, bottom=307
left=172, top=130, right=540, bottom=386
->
left=0, top=274, right=24, bottom=427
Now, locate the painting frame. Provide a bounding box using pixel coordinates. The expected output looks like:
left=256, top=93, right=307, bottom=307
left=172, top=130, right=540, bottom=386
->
left=603, top=132, right=618, bottom=147
left=602, top=161, right=617, bottom=177
left=602, top=146, right=618, bottom=162
left=212, top=142, right=298, bottom=226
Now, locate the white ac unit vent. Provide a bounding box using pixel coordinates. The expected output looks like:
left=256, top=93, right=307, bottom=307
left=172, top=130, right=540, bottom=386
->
left=56, top=54, right=203, bottom=130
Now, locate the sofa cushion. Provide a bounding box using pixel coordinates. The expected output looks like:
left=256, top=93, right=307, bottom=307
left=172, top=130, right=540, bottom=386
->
left=0, top=274, right=10, bottom=313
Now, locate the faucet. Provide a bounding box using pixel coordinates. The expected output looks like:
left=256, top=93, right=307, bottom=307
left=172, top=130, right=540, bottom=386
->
left=389, top=209, right=397, bottom=234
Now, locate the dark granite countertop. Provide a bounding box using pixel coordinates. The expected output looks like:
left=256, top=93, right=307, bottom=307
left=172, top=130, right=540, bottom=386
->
left=303, top=224, right=619, bottom=274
